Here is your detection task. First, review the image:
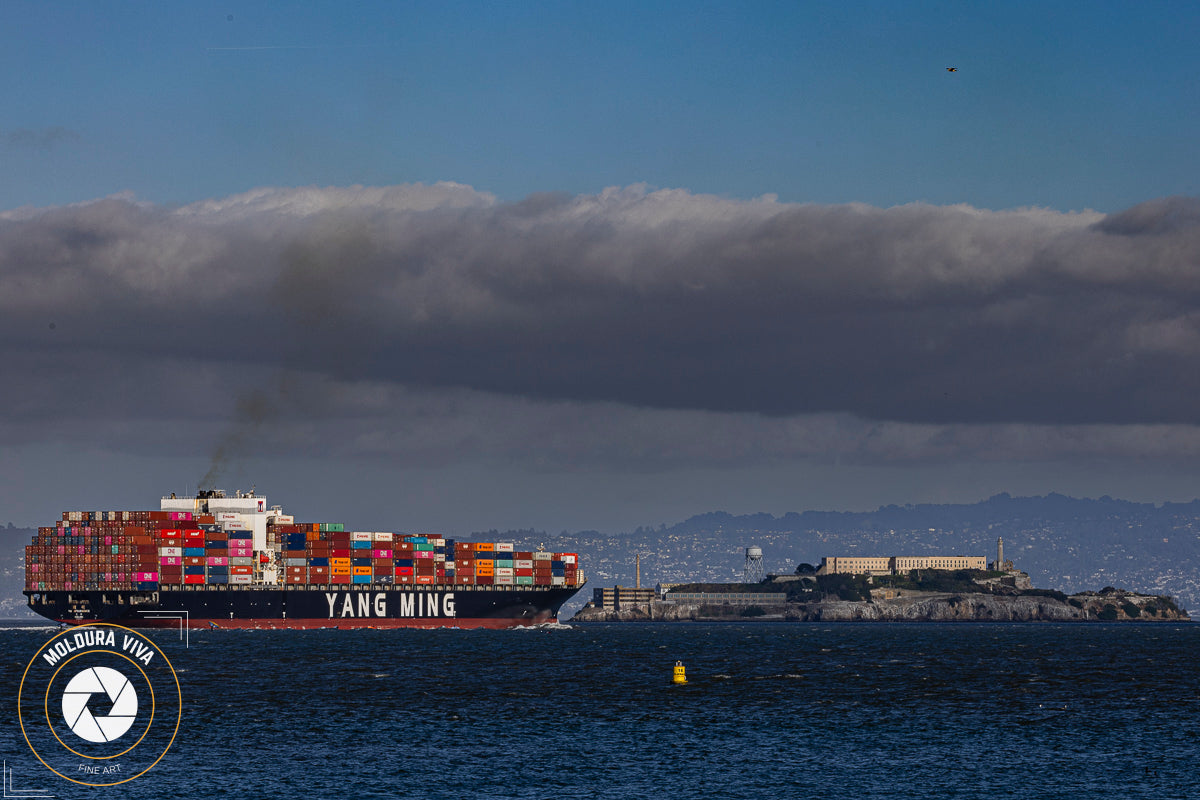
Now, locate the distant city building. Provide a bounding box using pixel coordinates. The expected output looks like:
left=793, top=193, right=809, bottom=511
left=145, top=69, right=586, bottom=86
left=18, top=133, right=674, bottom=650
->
left=817, top=555, right=987, bottom=576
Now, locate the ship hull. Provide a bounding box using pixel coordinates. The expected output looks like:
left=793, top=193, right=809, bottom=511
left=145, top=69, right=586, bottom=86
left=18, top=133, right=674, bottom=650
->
left=25, top=585, right=582, bottom=630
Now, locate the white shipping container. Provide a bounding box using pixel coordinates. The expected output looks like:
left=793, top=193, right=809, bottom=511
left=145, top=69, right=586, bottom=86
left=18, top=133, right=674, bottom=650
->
left=561, top=554, right=577, bottom=564
left=495, top=542, right=514, bottom=552
left=229, top=556, right=254, bottom=566
left=495, top=567, right=515, bottom=577
left=218, top=513, right=241, bottom=521
left=231, top=574, right=252, bottom=584
left=285, top=558, right=307, bottom=567
left=271, top=515, right=295, bottom=524
left=496, top=575, right=515, bottom=585
left=372, top=532, right=394, bottom=542
left=533, top=552, right=552, bottom=561
left=551, top=576, right=566, bottom=585
left=352, top=531, right=373, bottom=542
left=514, top=559, right=534, bottom=569
left=223, top=521, right=249, bottom=531
left=159, top=547, right=182, bottom=557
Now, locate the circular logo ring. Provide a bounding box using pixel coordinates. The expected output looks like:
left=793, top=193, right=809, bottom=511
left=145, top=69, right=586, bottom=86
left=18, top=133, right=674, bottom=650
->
left=18, top=623, right=182, bottom=787
left=43, top=649, right=155, bottom=760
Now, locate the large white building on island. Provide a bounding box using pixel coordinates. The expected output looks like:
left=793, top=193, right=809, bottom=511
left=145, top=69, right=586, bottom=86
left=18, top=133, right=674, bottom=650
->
left=817, top=555, right=988, bottom=576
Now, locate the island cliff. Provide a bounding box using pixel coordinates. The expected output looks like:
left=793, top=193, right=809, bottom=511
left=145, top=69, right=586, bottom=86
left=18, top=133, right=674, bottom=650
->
left=572, top=586, right=1188, bottom=623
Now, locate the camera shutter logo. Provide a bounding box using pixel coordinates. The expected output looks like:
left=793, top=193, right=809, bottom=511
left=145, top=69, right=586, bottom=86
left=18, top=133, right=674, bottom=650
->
left=18, top=623, right=182, bottom=787
left=61, top=666, right=138, bottom=744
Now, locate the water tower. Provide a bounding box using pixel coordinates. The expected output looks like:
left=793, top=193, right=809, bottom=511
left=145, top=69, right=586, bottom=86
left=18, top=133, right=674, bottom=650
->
left=744, top=546, right=764, bottom=582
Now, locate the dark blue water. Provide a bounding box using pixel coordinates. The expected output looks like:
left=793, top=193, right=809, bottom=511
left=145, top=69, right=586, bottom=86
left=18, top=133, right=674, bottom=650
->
left=3, top=622, right=1198, bottom=799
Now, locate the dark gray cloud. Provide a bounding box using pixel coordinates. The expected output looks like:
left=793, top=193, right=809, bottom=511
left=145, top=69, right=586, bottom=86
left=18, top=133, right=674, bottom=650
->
left=3, top=184, right=1200, bottom=469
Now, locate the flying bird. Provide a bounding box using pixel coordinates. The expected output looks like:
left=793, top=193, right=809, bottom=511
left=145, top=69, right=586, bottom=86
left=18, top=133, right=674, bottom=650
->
left=946, top=67, right=958, bottom=72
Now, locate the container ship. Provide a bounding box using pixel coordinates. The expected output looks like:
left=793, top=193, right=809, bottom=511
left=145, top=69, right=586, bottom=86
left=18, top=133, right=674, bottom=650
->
left=23, top=491, right=584, bottom=629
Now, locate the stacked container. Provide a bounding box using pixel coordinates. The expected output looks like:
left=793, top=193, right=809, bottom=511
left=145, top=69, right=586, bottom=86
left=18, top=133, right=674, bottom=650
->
left=25, top=509, right=218, bottom=591
left=27, top=507, right=581, bottom=594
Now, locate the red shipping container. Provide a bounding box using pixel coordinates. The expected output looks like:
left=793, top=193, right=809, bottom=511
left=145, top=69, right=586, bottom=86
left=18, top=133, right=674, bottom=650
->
left=184, top=574, right=205, bottom=584
left=230, top=566, right=253, bottom=576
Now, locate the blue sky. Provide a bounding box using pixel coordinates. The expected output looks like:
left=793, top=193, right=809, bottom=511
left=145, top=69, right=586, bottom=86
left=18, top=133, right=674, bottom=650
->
left=3, top=2, right=1195, bottom=212
left=2, top=3, right=1199, bottom=535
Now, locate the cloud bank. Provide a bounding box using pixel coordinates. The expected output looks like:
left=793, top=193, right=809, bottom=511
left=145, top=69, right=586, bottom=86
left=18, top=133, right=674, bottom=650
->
left=3, top=184, right=1200, bottom=470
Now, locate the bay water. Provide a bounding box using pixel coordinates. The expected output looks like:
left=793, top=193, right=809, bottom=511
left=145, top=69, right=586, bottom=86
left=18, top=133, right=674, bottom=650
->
left=2, top=621, right=1197, bottom=799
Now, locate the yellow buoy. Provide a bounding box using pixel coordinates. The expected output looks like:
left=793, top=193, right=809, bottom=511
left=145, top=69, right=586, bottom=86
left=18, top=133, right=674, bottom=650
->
left=672, top=660, right=687, bottom=684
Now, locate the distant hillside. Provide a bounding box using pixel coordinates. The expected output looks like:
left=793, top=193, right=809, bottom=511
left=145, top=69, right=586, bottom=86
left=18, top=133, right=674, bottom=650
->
left=494, top=494, right=1200, bottom=615
left=0, top=526, right=37, bottom=619
left=6, top=494, right=1200, bottom=620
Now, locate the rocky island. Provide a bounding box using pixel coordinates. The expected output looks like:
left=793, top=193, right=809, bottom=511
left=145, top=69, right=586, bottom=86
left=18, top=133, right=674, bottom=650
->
left=572, top=569, right=1189, bottom=623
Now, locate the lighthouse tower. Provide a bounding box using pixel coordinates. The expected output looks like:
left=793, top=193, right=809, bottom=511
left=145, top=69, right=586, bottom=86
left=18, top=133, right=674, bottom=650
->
left=992, top=537, right=1012, bottom=571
